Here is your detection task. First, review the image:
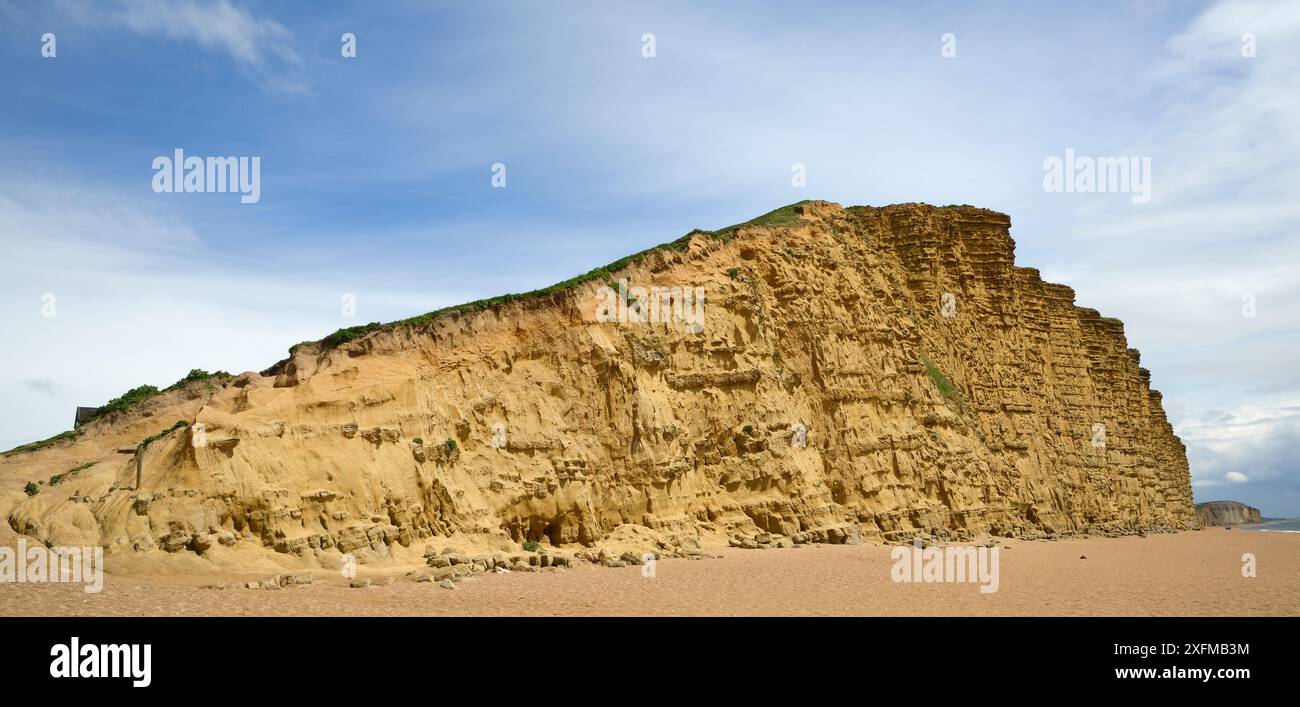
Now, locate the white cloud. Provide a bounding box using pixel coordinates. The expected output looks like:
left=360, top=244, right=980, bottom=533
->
left=1194, top=470, right=1254, bottom=488
left=56, top=0, right=305, bottom=92
left=116, top=0, right=297, bottom=66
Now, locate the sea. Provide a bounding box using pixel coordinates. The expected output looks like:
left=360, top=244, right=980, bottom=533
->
left=1239, top=518, right=1300, bottom=533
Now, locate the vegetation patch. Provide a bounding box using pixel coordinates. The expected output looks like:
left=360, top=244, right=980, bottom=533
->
left=138, top=420, right=190, bottom=453
left=2, top=429, right=81, bottom=457
left=921, top=357, right=961, bottom=401
left=164, top=369, right=233, bottom=391
left=49, top=462, right=96, bottom=486
left=73, top=369, right=236, bottom=427
left=714, top=201, right=810, bottom=232
left=96, top=384, right=162, bottom=417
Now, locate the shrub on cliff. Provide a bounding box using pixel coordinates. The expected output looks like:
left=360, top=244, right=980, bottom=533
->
left=98, top=384, right=161, bottom=417
left=322, top=323, right=384, bottom=349
left=164, top=369, right=232, bottom=391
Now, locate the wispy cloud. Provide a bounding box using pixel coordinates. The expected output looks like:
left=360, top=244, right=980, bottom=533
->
left=19, top=377, right=66, bottom=396
left=57, top=0, right=305, bottom=92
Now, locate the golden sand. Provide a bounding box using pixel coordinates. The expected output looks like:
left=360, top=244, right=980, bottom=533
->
left=2, top=529, right=1294, bottom=617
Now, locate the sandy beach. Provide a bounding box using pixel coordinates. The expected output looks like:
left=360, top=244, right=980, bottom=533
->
left=2, top=529, right=1296, bottom=617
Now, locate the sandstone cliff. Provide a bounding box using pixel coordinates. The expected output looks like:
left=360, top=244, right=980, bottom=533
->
left=1196, top=501, right=1261, bottom=527
left=0, top=201, right=1195, bottom=572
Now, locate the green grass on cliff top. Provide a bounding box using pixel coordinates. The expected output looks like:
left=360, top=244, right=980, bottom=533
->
left=306, top=200, right=814, bottom=351
left=3, top=429, right=81, bottom=457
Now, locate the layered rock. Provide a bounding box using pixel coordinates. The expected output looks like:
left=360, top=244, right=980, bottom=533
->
left=1196, top=501, right=1261, bottom=527
left=0, top=201, right=1195, bottom=570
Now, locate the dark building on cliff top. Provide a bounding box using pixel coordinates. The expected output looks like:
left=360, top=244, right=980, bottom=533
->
left=74, top=406, right=99, bottom=428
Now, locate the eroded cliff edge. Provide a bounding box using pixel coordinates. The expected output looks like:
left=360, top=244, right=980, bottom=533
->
left=0, top=201, right=1195, bottom=571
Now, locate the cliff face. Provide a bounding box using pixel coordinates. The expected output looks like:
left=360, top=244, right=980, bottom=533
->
left=1196, top=501, right=1261, bottom=527
left=0, top=202, right=1195, bottom=570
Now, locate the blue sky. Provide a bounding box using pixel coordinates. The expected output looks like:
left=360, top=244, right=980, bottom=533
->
left=1, top=0, right=1298, bottom=516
